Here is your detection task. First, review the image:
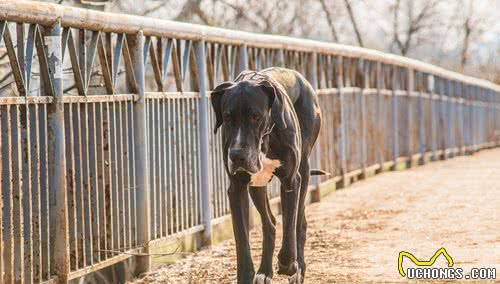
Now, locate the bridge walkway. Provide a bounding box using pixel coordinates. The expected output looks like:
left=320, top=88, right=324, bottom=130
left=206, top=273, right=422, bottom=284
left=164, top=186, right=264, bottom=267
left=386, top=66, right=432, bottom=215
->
left=132, top=148, right=500, bottom=283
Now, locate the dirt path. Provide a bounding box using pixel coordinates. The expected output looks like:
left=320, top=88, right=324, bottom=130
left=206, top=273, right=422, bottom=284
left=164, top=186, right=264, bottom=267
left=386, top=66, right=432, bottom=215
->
left=131, top=149, right=500, bottom=283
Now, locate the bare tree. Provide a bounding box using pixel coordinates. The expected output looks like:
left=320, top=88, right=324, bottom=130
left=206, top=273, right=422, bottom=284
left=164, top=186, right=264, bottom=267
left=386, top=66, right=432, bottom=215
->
left=343, top=0, right=363, bottom=47
left=391, top=0, right=439, bottom=56
left=175, top=0, right=217, bottom=26
left=457, top=0, right=485, bottom=72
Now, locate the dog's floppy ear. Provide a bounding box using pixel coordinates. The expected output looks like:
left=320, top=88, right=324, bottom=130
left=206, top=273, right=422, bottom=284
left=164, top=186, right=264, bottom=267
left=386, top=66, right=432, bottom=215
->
left=259, top=80, right=288, bottom=129
left=211, top=81, right=233, bottom=134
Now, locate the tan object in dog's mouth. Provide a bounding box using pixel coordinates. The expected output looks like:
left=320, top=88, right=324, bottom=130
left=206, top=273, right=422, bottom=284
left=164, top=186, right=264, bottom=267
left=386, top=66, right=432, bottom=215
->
left=250, top=155, right=281, bottom=187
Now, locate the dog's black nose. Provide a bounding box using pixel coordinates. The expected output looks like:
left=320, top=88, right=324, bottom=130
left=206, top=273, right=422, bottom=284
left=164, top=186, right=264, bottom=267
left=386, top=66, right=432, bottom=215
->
left=229, top=149, right=245, bottom=164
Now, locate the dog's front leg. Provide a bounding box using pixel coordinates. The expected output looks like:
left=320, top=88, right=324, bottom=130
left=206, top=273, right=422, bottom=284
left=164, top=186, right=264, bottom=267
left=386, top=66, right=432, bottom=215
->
left=228, top=178, right=255, bottom=283
left=277, top=173, right=301, bottom=278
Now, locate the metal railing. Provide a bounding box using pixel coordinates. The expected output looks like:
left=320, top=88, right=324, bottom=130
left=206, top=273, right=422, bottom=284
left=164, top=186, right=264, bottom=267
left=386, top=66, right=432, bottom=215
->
left=0, top=1, right=499, bottom=283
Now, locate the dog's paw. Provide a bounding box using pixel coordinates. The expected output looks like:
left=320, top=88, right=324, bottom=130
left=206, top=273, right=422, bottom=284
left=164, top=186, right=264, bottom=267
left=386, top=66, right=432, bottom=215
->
left=287, top=267, right=302, bottom=284
left=253, top=273, right=272, bottom=284
left=277, top=260, right=298, bottom=276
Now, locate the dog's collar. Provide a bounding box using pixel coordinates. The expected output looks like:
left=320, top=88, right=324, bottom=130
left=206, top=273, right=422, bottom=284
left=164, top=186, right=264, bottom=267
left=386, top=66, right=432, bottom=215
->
left=262, top=123, right=275, bottom=137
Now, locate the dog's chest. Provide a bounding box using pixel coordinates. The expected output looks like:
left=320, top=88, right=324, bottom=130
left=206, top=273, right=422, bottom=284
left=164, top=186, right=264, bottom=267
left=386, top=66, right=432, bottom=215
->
left=250, top=154, right=281, bottom=187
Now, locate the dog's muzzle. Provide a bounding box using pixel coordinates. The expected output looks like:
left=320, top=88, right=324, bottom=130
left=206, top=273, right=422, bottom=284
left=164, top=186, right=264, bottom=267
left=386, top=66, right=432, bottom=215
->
left=228, top=149, right=261, bottom=175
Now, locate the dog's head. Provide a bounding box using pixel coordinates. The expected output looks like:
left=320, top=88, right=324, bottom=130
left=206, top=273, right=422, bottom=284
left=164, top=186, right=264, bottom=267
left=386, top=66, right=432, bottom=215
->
left=211, top=77, right=287, bottom=175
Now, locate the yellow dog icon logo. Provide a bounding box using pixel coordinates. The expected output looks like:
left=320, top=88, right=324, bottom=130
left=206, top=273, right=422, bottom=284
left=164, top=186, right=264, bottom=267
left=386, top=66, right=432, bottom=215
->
left=398, top=248, right=454, bottom=277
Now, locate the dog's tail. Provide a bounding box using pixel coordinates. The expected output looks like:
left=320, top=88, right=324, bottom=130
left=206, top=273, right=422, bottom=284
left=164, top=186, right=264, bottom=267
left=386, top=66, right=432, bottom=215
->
left=310, top=169, right=330, bottom=176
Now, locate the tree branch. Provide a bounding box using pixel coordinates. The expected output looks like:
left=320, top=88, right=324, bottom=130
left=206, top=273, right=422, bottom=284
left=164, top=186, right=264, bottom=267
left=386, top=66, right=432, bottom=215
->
left=319, top=0, right=340, bottom=42
left=343, top=0, right=364, bottom=47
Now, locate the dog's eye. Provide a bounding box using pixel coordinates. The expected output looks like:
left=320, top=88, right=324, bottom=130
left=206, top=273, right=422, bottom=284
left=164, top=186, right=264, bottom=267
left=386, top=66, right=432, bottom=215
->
left=223, top=114, right=231, bottom=123
left=251, top=113, right=261, bottom=123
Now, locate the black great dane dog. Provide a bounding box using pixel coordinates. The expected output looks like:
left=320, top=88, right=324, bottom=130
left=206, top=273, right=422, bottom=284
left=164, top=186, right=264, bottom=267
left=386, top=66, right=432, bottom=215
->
left=211, top=67, right=325, bottom=284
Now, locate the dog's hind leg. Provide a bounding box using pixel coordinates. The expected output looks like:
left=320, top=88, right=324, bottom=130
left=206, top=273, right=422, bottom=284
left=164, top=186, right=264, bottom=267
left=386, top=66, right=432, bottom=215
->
left=228, top=179, right=255, bottom=284
left=249, top=186, right=277, bottom=284
left=295, top=159, right=310, bottom=283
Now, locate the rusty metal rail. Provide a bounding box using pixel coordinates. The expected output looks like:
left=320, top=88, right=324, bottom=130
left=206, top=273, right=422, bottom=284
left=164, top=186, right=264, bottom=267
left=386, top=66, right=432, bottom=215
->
left=0, top=0, right=499, bottom=283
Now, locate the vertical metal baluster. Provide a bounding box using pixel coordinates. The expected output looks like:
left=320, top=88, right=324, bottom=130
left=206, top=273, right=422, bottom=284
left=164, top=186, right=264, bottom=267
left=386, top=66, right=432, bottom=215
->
left=91, top=102, right=102, bottom=261
left=167, top=97, right=174, bottom=234
left=0, top=105, right=4, bottom=283
left=171, top=98, right=179, bottom=233
left=193, top=97, right=200, bottom=224
left=31, top=101, right=42, bottom=282
left=1, top=104, right=14, bottom=283
left=116, top=101, right=126, bottom=249
left=161, top=97, right=168, bottom=236
left=184, top=97, right=192, bottom=227
left=148, top=97, right=156, bottom=238
left=22, top=87, right=34, bottom=284
left=128, top=101, right=137, bottom=246
left=152, top=98, right=162, bottom=238
left=111, top=101, right=121, bottom=250
left=174, top=98, right=184, bottom=231
left=41, top=104, right=50, bottom=280
left=181, top=97, right=188, bottom=229
left=306, top=52, right=321, bottom=202
left=123, top=100, right=132, bottom=246
left=156, top=98, right=164, bottom=237
left=208, top=93, right=218, bottom=218
left=64, top=102, right=77, bottom=271
left=73, top=102, right=86, bottom=268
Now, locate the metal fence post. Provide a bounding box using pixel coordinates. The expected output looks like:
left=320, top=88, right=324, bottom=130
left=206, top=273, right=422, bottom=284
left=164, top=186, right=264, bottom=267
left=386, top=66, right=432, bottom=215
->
left=446, top=79, right=454, bottom=158
left=406, top=68, right=414, bottom=167
left=193, top=40, right=212, bottom=247
left=238, top=44, right=248, bottom=73
left=439, top=78, right=448, bottom=159
left=428, top=75, right=437, bottom=160
left=337, top=56, right=349, bottom=188
left=359, top=59, right=368, bottom=178
left=129, top=31, right=151, bottom=275
left=457, top=82, right=465, bottom=155
left=277, top=49, right=285, bottom=67
left=307, top=52, right=321, bottom=202
left=467, top=85, right=473, bottom=153
left=391, top=65, right=399, bottom=170
left=471, top=85, right=477, bottom=149
left=46, top=20, right=70, bottom=283
left=375, top=62, right=384, bottom=172
left=418, top=72, right=426, bottom=164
